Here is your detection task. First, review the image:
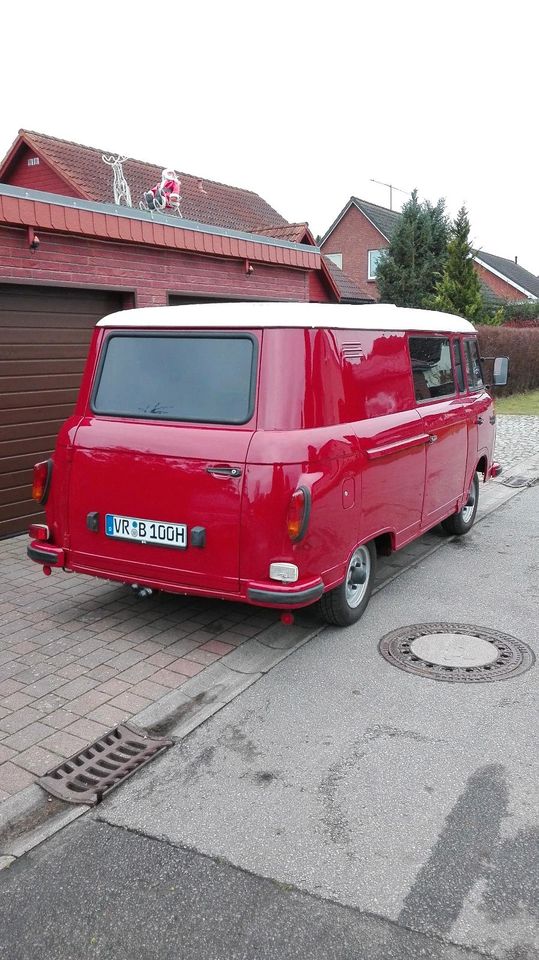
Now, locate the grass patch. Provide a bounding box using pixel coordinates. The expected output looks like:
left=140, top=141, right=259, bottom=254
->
left=495, top=389, right=539, bottom=415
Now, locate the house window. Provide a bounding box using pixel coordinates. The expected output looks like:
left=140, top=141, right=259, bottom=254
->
left=27, top=157, right=40, bottom=167
left=326, top=253, right=342, bottom=269
left=368, top=249, right=384, bottom=280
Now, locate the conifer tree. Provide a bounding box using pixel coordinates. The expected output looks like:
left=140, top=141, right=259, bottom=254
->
left=431, top=206, right=483, bottom=322
left=376, top=190, right=449, bottom=308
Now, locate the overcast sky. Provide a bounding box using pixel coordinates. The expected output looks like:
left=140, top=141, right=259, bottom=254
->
left=2, top=0, right=537, bottom=271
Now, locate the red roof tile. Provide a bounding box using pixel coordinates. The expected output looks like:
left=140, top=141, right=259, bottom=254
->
left=323, top=256, right=376, bottom=302
left=257, top=223, right=312, bottom=243
left=4, top=130, right=290, bottom=235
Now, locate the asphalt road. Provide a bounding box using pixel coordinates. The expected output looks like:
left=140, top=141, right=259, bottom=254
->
left=1, top=484, right=538, bottom=960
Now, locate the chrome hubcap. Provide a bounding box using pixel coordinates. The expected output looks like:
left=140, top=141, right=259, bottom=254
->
left=461, top=479, right=477, bottom=523
left=345, top=546, right=370, bottom=608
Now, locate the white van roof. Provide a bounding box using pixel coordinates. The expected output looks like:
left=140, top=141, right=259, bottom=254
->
left=98, top=302, right=476, bottom=334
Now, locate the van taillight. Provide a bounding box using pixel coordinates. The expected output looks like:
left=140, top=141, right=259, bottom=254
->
left=29, top=523, right=50, bottom=541
left=32, top=460, right=52, bottom=504
left=286, top=487, right=311, bottom=542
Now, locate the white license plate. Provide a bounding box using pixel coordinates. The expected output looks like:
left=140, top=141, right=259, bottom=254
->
left=105, top=514, right=187, bottom=549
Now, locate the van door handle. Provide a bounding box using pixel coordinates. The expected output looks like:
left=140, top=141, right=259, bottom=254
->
left=476, top=416, right=484, bottom=425
left=428, top=434, right=438, bottom=444
left=206, top=466, right=242, bottom=478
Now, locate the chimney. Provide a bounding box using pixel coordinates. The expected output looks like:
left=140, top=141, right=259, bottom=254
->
left=515, top=256, right=518, bottom=264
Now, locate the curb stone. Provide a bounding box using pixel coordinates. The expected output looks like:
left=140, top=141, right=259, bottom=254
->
left=132, top=669, right=262, bottom=736
left=223, top=638, right=303, bottom=674
left=2, top=450, right=538, bottom=860
left=131, top=618, right=322, bottom=740
left=0, top=783, right=89, bottom=859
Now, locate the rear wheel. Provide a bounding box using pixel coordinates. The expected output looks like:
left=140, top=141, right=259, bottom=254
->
left=441, top=472, right=479, bottom=536
left=318, top=541, right=376, bottom=627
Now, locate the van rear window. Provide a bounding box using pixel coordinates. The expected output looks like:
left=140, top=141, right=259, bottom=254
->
left=92, top=333, right=256, bottom=424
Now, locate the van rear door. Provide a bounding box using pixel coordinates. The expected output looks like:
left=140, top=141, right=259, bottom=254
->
left=67, top=330, right=258, bottom=595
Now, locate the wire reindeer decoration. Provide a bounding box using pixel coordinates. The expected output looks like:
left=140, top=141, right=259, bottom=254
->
left=102, top=155, right=133, bottom=207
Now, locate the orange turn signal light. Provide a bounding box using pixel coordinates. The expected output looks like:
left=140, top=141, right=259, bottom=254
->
left=286, top=487, right=310, bottom=542
left=32, top=460, right=52, bottom=504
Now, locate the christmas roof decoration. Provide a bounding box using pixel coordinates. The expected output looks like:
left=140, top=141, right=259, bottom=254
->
left=0, top=130, right=289, bottom=234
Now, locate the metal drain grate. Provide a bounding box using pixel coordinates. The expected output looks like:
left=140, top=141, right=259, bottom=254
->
left=378, top=623, right=535, bottom=682
left=39, top=724, right=173, bottom=805
left=501, top=475, right=536, bottom=488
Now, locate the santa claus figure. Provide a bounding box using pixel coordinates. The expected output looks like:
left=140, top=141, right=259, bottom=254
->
left=143, top=169, right=182, bottom=213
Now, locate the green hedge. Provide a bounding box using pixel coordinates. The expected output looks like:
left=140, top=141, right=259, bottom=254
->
left=476, top=325, right=539, bottom=396
left=503, top=301, right=539, bottom=323
left=480, top=300, right=539, bottom=327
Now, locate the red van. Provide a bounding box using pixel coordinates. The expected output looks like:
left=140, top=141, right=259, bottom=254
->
left=28, top=303, right=506, bottom=626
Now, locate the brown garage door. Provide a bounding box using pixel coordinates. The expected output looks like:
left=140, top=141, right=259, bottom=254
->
left=0, top=285, right=122, bottom=538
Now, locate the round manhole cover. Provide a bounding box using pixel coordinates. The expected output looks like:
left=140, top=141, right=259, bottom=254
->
left=378, top=623, right=534, bottom=682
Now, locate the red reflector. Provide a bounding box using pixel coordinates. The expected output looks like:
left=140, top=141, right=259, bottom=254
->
left=29, top=524, right=50, bottom=541
left=32, top=460, right=51, bottom=503
left=286, top=488, right=309, bottom=542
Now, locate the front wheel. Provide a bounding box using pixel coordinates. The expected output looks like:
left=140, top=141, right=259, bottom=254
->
left=441, top=472, right=479, bottom=536
left=318, top=541, right=376, bottom=627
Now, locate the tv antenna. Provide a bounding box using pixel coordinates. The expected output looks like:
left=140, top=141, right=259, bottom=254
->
left=370, top=179, right=409, bottom=211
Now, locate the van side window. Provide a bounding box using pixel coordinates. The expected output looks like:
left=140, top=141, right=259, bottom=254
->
left=464, top=339, right=484, bottom=391
left=409, top=336, right=455, bottom=402
left=453, top=339, right=465, bottom=392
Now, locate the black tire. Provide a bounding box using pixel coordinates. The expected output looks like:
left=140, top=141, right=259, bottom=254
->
left=318, top=541, right=376, bottom=627
left=441, top=472, right=479, bottom=536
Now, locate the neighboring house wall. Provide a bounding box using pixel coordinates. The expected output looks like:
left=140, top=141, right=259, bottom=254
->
left=0, top=225, right=311, bottom=307
left=4, top=144, right=79, bottom=198
left=474, top=263, right=526, bottom=302
left=320, top=205, right=387, bottom=299
left=322, top=204, right=532, bottom=306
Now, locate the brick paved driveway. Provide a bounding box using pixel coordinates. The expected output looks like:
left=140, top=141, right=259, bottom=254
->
left=0, top=540, right=277, bottom=799
left=1, top=415, right=537, bottom=802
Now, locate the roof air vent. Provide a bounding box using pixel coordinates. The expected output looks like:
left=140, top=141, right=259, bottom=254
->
left=342, top=341, right=364, bottom=363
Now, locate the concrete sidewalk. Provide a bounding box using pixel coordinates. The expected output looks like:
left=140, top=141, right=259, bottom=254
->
left=1, top=415, right=538, bottom=814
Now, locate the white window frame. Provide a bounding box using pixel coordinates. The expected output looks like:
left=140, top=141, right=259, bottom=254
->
left=27, top=157, right=40, bottom=167
left=325, top=253, right=342, bottom=270
left=368, top=249, right=384, bottom=280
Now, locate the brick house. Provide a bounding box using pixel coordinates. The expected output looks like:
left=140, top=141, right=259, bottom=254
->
left=473, top=250, right=539, bottom=305
left=321, top=196, right=538, bottom=305
left=0, top=130, right=368, bottom=537
left=320, top=197, right=400, bottom=300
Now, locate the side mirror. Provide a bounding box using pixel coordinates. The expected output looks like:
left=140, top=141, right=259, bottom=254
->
left=493, top=356, right=509, bottom=386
